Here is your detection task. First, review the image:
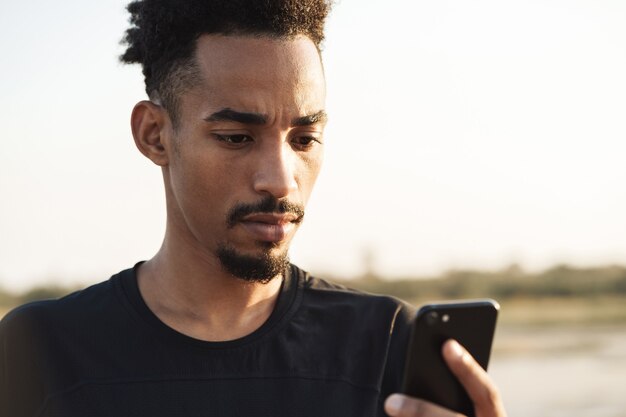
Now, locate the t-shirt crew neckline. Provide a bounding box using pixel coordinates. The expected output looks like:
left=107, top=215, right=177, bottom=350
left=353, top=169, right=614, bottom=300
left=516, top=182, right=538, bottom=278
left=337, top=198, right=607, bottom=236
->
left=114, top=262, right=303, bottom=350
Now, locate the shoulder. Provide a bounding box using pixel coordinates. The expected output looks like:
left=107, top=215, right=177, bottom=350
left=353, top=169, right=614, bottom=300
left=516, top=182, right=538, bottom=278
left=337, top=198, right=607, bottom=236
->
left=0, top=274, right=124, bottom=343
left=294, top=267, right=416, bottom=334
left=2, top=279, right=112, bottom=321
left=296, top=273, right=419, bottom=396
left=288, top=266, right=417, bottom=394
left=304, top=273, right=415, bottom=314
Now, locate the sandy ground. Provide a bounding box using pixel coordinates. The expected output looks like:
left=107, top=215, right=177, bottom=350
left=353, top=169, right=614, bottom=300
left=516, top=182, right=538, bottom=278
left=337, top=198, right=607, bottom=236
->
left=490, top=325, right=626, bottom=417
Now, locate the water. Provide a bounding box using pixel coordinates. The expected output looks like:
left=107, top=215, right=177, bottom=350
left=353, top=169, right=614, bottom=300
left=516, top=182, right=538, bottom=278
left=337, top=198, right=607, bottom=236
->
left=489, top=326, right=626, bottom=417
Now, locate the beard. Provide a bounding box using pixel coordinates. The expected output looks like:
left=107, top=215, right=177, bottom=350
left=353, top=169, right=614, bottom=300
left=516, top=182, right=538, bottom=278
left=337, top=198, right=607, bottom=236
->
left=216, top=195, right=303, bottom=284
left=216, top=244, right=290, bottom=284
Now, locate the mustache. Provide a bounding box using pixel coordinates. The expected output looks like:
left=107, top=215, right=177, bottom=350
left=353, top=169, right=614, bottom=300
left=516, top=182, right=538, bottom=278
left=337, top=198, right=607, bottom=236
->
left=226, top=196, right=305, bottom=228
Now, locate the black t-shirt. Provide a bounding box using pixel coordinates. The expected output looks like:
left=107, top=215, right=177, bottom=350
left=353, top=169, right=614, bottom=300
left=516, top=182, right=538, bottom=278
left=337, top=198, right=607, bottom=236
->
left=0, top=264, right=415, bottom=417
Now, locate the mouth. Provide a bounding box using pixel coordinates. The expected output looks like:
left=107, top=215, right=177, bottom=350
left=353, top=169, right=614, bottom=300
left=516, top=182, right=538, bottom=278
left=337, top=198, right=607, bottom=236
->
left=239, top=213, right=302, bottom=243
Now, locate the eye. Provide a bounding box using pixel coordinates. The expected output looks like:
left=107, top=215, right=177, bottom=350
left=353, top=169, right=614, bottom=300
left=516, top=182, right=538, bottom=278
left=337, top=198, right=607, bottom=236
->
left=214, top=134, right=253, bottom=146
left=291, top=135, right=322, bottom=150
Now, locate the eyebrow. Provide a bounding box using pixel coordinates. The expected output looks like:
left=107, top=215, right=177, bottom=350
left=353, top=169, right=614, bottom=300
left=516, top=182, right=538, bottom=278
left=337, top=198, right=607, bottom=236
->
left=292, top=110, right=328, bottom=127
left=204, top=108, right=267, bottom=125
left=204, top=108, right=327, bottom=127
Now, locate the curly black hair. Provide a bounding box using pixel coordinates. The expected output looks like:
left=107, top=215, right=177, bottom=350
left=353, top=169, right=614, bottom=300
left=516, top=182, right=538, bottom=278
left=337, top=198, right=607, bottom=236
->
left=120, top=0, right=332, bottom=124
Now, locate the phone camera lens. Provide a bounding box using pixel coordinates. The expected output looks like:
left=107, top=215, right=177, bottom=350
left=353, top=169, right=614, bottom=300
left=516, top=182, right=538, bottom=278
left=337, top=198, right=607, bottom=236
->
left=426, top=311, right=439, bottom=326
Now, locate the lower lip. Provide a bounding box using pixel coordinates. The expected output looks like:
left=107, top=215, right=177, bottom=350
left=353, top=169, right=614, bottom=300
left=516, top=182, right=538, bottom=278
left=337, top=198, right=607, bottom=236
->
left=240, top=221, right=295, bottom=242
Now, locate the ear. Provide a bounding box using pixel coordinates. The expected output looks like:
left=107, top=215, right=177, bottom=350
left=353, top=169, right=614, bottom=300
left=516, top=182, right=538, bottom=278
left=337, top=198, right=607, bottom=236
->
left=131, top=100, right=171, bottom=166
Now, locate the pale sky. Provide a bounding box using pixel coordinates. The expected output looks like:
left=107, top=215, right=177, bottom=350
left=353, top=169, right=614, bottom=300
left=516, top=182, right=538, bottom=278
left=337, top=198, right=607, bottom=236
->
left=1, top=0, right=625, bottom=292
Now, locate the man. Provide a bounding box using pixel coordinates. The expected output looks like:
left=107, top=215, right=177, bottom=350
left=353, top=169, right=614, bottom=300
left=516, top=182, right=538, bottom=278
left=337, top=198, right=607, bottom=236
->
left=0, top=1, right=506, bottom=416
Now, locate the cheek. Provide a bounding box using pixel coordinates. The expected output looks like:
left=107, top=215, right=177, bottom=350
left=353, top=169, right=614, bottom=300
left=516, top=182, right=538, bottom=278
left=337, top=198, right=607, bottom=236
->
left=297, top=151, right=323, bottom=196
left=170, top=152, right=235, bottom=226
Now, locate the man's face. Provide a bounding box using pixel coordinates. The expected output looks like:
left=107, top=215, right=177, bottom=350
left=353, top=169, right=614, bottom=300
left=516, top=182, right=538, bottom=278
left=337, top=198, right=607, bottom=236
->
left=162, top=34, right=326, bottom=282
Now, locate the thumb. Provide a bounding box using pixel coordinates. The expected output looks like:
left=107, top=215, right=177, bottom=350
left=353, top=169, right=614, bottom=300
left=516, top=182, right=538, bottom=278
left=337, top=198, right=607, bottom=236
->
left=442, top=339, right=507, bottom=417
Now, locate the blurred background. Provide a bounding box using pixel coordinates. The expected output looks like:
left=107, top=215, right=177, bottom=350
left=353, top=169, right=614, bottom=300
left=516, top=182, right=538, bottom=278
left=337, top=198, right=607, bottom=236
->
left=1, top=0, right=625, bottom=415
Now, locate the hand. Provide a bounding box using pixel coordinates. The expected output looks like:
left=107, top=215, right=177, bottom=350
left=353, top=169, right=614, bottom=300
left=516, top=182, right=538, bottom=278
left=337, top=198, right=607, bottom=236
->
left=384, top=339, right=507, bottom=417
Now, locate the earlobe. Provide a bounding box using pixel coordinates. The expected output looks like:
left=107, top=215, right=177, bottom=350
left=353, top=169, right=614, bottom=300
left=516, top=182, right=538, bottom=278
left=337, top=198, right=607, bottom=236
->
left=131, top=100, right=171, bottom=166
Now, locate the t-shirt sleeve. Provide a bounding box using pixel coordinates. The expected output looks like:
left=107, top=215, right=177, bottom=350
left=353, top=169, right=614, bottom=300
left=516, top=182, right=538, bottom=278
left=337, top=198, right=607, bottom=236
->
left=0, top=306, right=47, bottom=417
left=377, top=299, right=416, bottom=416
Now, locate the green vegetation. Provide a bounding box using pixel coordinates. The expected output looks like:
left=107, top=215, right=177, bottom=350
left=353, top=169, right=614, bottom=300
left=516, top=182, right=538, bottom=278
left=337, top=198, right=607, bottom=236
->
left=332, top=264, right=626, bottom=327
left=497, top=295, right=626, bottom=327
left=331, top=264, right=626, bottom=304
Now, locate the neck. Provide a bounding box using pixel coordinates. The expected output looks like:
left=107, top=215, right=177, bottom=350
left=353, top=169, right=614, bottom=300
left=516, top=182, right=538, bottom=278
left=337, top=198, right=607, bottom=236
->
left=137, top=225, right=284, bottom=342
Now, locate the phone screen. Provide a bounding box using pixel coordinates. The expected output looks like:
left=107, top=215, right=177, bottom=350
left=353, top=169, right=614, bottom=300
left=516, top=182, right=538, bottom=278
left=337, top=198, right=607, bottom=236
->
left=401, top=299, right=499, bottom=417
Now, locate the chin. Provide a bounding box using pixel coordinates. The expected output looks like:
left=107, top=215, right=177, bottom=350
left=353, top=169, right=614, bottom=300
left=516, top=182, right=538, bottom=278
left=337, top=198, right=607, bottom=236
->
left=216, top=243, right=290, bottom=284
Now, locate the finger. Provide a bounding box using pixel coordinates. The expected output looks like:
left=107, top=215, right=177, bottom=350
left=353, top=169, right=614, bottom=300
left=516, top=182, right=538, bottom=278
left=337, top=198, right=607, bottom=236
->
left=442, top=340, right=507, bottom=417
left=384, top=393, right=465, bottom=417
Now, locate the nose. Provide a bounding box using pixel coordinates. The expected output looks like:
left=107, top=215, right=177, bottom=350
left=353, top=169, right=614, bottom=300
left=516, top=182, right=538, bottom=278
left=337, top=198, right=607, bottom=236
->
left=253, top=142, right=298, bottom=199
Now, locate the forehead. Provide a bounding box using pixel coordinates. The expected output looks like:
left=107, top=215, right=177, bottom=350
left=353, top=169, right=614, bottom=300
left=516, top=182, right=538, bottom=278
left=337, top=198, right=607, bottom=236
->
left=195, top=34, right=322, bottom=73
left=186, top=34, right=326, bottom=118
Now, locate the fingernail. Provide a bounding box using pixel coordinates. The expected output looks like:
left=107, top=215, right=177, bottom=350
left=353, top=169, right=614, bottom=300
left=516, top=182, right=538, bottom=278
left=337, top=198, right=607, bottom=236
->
left=385, top=394, right=404, bottom=413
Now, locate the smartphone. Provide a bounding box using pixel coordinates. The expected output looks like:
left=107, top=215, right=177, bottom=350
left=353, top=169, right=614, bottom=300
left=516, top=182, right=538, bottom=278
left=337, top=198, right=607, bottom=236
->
left=401, top=299, right=499, bottom=417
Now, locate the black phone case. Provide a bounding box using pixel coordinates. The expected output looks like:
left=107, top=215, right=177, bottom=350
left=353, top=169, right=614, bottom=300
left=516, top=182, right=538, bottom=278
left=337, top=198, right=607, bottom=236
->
left=401, top=299, right=499, bottom=417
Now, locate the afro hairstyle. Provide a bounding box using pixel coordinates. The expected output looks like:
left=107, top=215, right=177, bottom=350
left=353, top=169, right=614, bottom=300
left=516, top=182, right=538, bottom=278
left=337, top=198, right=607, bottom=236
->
left=120, top=0, right=332, bottom=124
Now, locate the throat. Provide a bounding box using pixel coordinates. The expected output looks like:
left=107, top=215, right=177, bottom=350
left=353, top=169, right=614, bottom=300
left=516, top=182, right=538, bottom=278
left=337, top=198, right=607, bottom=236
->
left=136, top=258, right=284, bottom=342
left=159, top=298, right=279, bottom=341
